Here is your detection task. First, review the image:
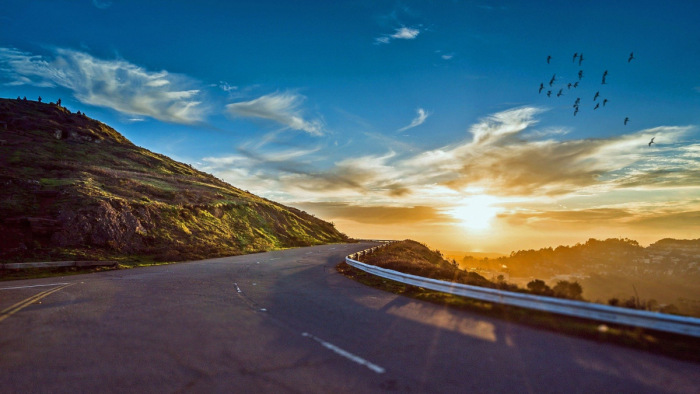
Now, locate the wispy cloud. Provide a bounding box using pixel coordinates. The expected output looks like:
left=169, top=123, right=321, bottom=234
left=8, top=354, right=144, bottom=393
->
left=375, top=26, right=421, bottom=44
left=398, top=108, right=430, bottom=132
left=0, top=47, right=205, bottom=123
left=294, top=202, right=451, bottom=225
left=217, top=81, right=238, bottom=92
left=225, top=91, right=323, bottom=136
left=375, top=37, right=391, bottom=45
left=435, top=50, right=455, bottom=61
left=392, top=27, right=420, bottom=39
left=500, top=201, right=700, bottom=235
left=92, top=0, right=112, bottom=10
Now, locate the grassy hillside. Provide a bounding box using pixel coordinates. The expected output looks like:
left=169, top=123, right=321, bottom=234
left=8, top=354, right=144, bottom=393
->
left=0, top=98, right=348, bottom=263
left=354, top=240, right=506, bottom=289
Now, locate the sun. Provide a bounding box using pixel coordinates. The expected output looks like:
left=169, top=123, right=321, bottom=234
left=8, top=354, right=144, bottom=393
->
left=447, top=195, right=501, bottom=231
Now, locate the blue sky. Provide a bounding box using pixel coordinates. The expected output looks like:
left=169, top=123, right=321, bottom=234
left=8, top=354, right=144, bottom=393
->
left=2, top=0, right=699, bottom=252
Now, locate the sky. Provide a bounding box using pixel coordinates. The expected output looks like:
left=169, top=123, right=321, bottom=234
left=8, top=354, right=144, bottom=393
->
left=1, top=0, right=699, bottom=254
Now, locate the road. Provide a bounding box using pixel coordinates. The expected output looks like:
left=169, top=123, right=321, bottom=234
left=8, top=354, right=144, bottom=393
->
left=1, top=242, right=698, bottom=393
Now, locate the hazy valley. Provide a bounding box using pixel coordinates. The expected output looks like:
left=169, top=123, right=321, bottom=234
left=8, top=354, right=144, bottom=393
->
left=450, top=238, right=700, bottom=317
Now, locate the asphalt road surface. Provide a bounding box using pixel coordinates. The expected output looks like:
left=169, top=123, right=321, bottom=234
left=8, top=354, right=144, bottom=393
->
left=1, top=242, right=698, bottom=393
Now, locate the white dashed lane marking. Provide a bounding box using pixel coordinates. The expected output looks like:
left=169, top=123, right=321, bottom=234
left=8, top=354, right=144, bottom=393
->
left=302, top=332, right=385, bottom=374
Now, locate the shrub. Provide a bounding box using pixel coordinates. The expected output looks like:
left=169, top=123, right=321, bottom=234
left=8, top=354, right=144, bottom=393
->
left=527, top=279, right=553, bottom=296
left=552, top=280, right=583, bottom=300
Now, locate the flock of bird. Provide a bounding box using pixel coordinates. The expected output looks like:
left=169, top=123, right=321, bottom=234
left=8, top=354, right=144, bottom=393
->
left=539, top=51, right=635, bottom=126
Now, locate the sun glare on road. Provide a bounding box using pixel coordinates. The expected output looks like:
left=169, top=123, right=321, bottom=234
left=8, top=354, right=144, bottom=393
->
left=448, top=195, right=501, bottom=231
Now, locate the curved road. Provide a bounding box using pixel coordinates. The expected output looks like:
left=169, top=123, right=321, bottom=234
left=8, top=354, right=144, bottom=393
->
left=1, top=242, right=698, bottom=393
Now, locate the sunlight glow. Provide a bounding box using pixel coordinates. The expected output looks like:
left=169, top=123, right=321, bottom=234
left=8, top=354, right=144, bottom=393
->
left=448, top=195, right=501, bottom=231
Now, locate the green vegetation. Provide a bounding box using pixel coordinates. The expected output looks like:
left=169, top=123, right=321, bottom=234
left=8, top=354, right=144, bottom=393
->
left=0, top=98, right=348, bottom=268
left=338, top=240, right=700, bottom=362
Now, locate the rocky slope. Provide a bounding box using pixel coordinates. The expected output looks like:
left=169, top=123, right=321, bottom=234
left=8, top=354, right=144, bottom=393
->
left=0, top=98, right=348, bottom=262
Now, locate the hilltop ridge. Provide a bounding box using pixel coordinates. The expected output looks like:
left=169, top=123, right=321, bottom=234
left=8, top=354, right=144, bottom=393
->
left=0, top=97, right=348, bottom=263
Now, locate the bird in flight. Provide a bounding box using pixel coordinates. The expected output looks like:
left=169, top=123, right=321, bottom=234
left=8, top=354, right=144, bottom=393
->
left=624, top=117, right=630, bottom=125
left=574, top=107, right=579, bottom=116
left=594, top=103, right=600, bottom=110
left=547, top=90, right=552, bottom=97
left=648, top=137, right=655, bottom=146
left=602, top=70, right=608, bottom=84
left=578, top=70, right=583, bottom=80
left=539, top=83, right=544, bottom=93
left=557, top=89, right=563, bottom=97
left=547, top=55, right=552, bottom=64
left=628, top=52, right=635, bottom=62
left=573, top=53, right=578, bottom=63
left=567, top=82, right=572, bottom=89
left=574, top=97, right=581, bottom=106
left=593, top=91, right=600, bottom=101
left=579, top=53, right=584, bottom=66
left=603, top=99, right=608, bottom=106
left=573, top=81, right=579, bottom=88
left=549, top=74, right=556, bottom=86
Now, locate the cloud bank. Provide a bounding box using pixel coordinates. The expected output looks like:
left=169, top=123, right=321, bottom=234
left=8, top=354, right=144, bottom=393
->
left=205, top=106, right=698, bottom=199
left=202, top=106, right=699, bottom=232
left=0, top=47, right=204, bottom=123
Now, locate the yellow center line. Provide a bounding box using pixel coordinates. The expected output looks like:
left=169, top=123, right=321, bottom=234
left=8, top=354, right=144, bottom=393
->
left=0, top=283, right=75, bottom=323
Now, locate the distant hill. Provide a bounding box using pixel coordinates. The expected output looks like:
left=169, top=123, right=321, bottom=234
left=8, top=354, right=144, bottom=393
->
left=461, top=237, right=700, bottom=280
left=460, top=237, right=700, bottom=316
left=0, top=98, right=348, bottom=263
left=443, top=250, right=504, bottom=262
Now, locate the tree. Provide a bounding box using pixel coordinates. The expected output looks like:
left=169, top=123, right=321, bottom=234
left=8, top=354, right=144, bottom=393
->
left=526, top=279, right=553, bottom=296
left=552, top=280, right=583, bottom=300
left=660, top=304, right=680, bottom=315
left=646, top=299, right=659, bottom=311
left=622, top=296, right=639, bottom=309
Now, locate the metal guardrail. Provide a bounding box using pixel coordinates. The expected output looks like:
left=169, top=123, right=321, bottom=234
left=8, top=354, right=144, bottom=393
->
left=346, top=243, right=700, bottom=337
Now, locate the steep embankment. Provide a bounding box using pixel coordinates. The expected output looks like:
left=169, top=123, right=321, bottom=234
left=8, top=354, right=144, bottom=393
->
left=0, top=98, right=348, bottom=262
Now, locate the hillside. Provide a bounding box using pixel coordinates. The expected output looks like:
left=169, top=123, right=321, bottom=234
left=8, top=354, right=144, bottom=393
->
left=356, top=240, right=506, bottom=290
left=0, top=97, right=348, bottom=263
